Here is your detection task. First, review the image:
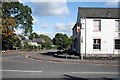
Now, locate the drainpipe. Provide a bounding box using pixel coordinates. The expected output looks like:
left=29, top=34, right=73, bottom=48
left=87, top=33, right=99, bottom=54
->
left=80, top=22, right=83, bottom=60
left=33, top=34, right=35, bottom=51
left=85, top=17, right=87, bottom=58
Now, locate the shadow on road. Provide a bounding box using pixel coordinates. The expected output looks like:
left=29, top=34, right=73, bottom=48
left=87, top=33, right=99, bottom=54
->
left=37, top=51, right=78, bottom=59
left=63, top=74, right=119, bottom=80
left=2, top=77, right=119, bottom=80
left=63, top=74, right=88, bottom=80
left=38, top=51, right=56, bottom=56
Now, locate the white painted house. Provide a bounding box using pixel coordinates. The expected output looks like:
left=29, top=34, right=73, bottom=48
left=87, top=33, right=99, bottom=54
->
left=72, top=7, right=120, bottom=57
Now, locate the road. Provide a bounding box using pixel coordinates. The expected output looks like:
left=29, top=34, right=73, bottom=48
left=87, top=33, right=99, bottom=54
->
left=1, top=50, right=120, bottom=80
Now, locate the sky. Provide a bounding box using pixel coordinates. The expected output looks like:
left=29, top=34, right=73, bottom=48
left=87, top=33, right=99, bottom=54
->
left=16, top=0, right=119, bottom=39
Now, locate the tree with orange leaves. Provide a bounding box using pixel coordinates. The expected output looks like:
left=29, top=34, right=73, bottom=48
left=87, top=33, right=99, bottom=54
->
left=1, top=1, right=33, bottom=50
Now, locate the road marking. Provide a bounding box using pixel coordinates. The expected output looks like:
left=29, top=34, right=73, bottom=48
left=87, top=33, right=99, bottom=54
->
left=1, top=70, right=43, bottom=73
left=3, top=56, right=22, bottom=58
left=47, top=61, right=61, bottom=63
left=71, top=72, right=120, bottom=74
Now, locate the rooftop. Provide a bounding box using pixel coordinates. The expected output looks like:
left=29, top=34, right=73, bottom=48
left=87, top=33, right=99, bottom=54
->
left=78, top=7, right=120, bottom=19
left=23, top=38, right=45, bottom=43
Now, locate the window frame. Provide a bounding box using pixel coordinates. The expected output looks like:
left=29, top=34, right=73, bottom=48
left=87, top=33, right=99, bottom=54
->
left=93, top=20, right=101, bottom=32
left=114, top=39, right=120, bottom=50
left=115, top=20, right=120, bottom=32
left=93, top=39, right=101, bottom=50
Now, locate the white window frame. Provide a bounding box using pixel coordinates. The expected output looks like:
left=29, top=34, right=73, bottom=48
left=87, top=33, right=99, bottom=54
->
left=115, top=20, right=120, bottom=32
left=93, top=20, right=101, bottom=32
left=93, top=39, right=101, bottom=50
left=114, top=39, right=120, bottom=50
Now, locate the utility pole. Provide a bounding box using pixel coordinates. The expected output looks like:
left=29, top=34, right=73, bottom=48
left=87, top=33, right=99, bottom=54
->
left=80, top=26, right=83, bottom=60
left=33, top=34, right=35, bottom=51
left=77, top=23, right=83, bottom=60
left=85, top=17, right=86, bottom=58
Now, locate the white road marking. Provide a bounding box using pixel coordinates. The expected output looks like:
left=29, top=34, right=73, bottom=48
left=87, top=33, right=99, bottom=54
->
left=1, top=70, right=43, bottom=73
left=3, top=56, right=22, bottom=58
left=71, top=72, right=120, bottom=74
left=47, top=61, right=52, bottom=62
left=46, top=61, right=60, bottom=63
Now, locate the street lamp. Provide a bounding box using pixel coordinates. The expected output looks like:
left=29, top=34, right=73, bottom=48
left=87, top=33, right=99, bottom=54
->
left=77, top=23, right=83, bottom=60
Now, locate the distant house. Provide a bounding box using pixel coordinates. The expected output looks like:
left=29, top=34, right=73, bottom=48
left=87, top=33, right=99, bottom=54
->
left=72, top=7, right=120, bottom=57
left=23, top=38, right=45, bottom=46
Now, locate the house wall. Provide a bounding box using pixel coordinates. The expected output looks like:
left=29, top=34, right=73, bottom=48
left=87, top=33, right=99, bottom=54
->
left=72, top=25, right=81, bottom=53
left=28, top=42, right=40, bottom=46
left=80, top=18, right=119, bottom=55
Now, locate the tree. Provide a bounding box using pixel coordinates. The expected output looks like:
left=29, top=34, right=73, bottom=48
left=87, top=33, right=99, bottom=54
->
left=2, top=2, right=33, bottom=36
left=1, top=16, right=17, bottom=50
left=1, top=1, right=33, bottom=50
left=1, top=16, right=16, bottom=40
left=52, top=33, right=72, bottom=50
left=18, top=34, right=25, bottom=40
left=39, top=34, right=52, bottom=49
left=29, top=32, right=39, bottom=40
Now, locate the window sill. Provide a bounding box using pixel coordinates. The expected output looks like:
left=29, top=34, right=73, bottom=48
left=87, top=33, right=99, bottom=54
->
left=115, top=30, right=120, bottom=32
left=93, top=30, right=101, bottom=32
left=114, top=49, right=120, bottom=51
left=93, top=49, right=101, bottom=51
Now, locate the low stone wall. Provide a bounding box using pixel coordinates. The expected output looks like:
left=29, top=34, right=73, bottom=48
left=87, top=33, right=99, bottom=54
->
left=83, top=54, right=120, bottom=60
left=54, top=53, right=120, bottom=60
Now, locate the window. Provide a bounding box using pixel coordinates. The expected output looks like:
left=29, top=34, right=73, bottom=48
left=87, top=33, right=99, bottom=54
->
left=115, top=20, right=120, bottom=31
left=115, top=39, right=120, bottom=49
left=93, top=20, right=101, bottom=31
left=93, top=39, right=101, bottom=50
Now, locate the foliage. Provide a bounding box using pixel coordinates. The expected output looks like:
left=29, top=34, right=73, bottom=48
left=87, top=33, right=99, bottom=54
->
left=29, top=32, right=39, bottom=40
left=2, top=34, right=21, bottom=50
left=1, top=17, right=16, bottom=40
left=39, top=34, right=52, bottom=49
left=18, top=34, right=25, bottom=40
left=1, top=1, right=33, bottom=50
left=2, top=2, right=33, bottom=36
left=52, top=33, right=72, bottom=50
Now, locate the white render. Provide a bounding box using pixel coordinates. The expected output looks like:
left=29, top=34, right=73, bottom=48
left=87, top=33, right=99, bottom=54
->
left=28, top=42, right=40, bottom=46
left=81, top=18, right=120, bottom=55
left=72, top=18, right=120, bottom=55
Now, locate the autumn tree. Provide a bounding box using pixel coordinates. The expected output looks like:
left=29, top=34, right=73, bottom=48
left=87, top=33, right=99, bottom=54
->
left=1, top=1, right=33, bottom=50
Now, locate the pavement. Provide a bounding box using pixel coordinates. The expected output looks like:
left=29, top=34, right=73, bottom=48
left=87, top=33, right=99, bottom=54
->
left=26, top=50, right=119, bottom=66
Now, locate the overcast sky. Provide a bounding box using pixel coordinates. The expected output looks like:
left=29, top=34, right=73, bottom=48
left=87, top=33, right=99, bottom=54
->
left=16, top=0, right=119, bottom=38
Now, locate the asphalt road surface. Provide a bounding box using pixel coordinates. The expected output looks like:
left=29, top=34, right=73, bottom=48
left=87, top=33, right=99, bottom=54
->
left=1, top=50, right=120, bottom=80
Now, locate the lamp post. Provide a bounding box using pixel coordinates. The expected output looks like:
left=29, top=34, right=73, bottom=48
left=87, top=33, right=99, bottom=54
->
left=80, top=17, right=86, bottom=60
left=77, top=23, right=83, bottom=60
left=33, top=34, right=35, bottom=51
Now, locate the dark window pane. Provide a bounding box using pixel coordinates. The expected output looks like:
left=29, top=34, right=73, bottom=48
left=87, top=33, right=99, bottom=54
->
left=115, top=39, right=120, bottom=49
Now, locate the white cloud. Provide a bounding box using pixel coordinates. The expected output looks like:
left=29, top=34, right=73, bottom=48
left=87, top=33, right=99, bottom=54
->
left=31, top=2, right=69, bottom=17
left=54, top=22, right=75, bottom=32
left=41, top=23, right=48, bottom=28
left=55, top=23, right=65, bottom=31
left=32, top=17, right=39, bottom=25
left=19, top=0, right=30, bottom=3
left=20, top=0, right=66, bottom=2
left=105, top=0, right=119, bottom=7
left=19, top=0, right=69, bottom=17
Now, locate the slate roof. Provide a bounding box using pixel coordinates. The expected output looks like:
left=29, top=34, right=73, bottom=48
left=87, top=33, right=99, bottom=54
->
left=23, top=39, right=32, bottom=43
left=23, top=38, right=45, bottom=43
left=33, top=38, right=45, bottom=43
left=78, top=7, right=120, bottom=19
